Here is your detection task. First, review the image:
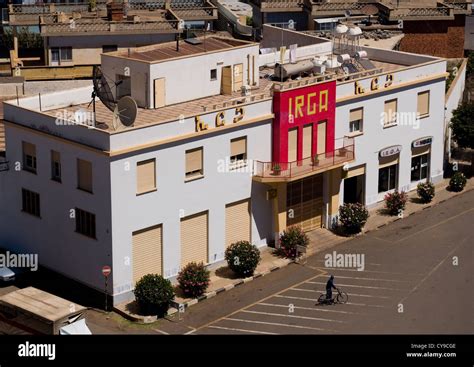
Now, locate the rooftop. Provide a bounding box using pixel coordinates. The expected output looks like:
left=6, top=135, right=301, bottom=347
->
left=109, top=36, right=257, bottom=62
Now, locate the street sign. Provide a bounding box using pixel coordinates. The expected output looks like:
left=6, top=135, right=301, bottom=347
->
left=102, top=265, right=111, bottom=277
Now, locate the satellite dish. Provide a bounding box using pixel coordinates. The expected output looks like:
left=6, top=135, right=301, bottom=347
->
left=344, top=10, right=351, bottom=18
left=115, top=96, right=138, bottom=128
left=92, top=65, right=116, bottom=112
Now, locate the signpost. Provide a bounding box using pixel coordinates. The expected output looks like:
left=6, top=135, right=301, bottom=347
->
left=102, top=266, right=111, bottom=312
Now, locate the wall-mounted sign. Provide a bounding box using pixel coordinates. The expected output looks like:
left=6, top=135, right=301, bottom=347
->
left=380, top=145, right=402, bottom=158
left=412, top=136, right=433, bottom=148
left=355, top=74, right=394, bottom=95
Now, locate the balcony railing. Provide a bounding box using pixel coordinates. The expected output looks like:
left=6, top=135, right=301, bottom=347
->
left=254, top=137, right=354, bottom=181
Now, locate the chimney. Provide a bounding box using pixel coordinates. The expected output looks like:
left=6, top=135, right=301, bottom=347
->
left=107, top=1, right=125, bottom=22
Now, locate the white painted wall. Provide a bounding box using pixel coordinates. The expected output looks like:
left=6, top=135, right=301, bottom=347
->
left=109, top=119, right=273, bottom=303
left=0, top=125, right=114, bottom=294
left=335, top=77, right=446, bottom=209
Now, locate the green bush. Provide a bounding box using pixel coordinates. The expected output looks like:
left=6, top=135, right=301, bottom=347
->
left=384, top=190, right=408, bottom=216
left=278, top=226, right=309, bottom=259
left=225, top=241, right=261, bottom=277
left=177, top=262, right=210, bottom=298
left=338, top=202, right=369, bottom=234
left=134, top=274, right=175, bottom=317
left=416, top=182, right=435, bottom=203
left=449, top=172, right=467, bottom=192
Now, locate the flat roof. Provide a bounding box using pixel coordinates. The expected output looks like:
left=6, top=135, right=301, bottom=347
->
left=0, top=287, right=86, bottom=322
left=110, top=36, right=257, bottom=63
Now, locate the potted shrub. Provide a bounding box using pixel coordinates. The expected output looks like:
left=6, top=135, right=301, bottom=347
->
left=416, top=182, right=435, bottom=203
left=338, top=202, right=369, bottom=234
left=384, top=190, right=408, bottom=216
left=134, top=274, right=175, bottom=317
left=272, top=164, right=281, bottom=176
left=312, top=155, right=320, bottom=166
left=278, top=226, right=309, bottom=259
left=177, top=262, right=210, bottom=298
left=449, top=172, right=467, bottom=192
left=88, top=0, right=97, bottom=12
left=225, top=241, right=261, bottom=277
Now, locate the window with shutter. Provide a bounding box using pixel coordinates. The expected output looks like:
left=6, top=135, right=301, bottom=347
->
left=51, top=150, right=61, bottom=182
left=384, top=99, right=397, bottom=126
left=230, top=137, right=247, bottom=168
left=417, top=91, right=429, bottom=117
left=185, top=147, right=203, bottom=181
left=22, top=142, right=37, bottom=173
left=77, top=159, right=93, bottom=193
left=136, top=159, right=156, bottom=194
left=349, top=108, right=363, bottom=133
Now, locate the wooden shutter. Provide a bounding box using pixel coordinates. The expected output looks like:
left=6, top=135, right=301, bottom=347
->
left=379, top=155, right=399, bottom=169
left=132, top=224, right=162, bottom=283
left=417, top=91, right=429, bottom=116
left=412, top=145, right=431, bottom=157
left=180, top=211, right=208, bottom=268
left=384, top=99, right=397, bottom=124
left=77, top=159, right=92, bottom=192
left=302, top=124, right=313, bottom=159
left=137, top=159, right=156, bottom=194
left=288, top=128, right=297, bottom=162
left=51, top=150, right=60, bottom=163
left=317, top=121, right=326, bottom=155
left=225, top=199, right=251, bottom=247
left=23, top=142, right=35, bottom=156
left=346, top=164, right=366, bottom=179
left=233, top=63, right=243, bottom=91
left=231, top=137, right=246, bottom=157
left=154, top=78, right=165, bottom=108
left=185, top=148, right=203, bottom=175
left=350, top=108, right=363, bottom=122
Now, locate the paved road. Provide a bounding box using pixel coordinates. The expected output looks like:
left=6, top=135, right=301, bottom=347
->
left=158, top=189, right=473, bottom=335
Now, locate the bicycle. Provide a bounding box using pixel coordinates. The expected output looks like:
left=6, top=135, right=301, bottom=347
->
left=316, top=288, right=348, bottom=305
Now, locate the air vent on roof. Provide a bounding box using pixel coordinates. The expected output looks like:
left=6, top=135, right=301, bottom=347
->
left=185, top=38, right=203, bottom=45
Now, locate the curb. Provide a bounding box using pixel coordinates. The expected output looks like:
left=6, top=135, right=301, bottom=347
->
left=170, top=260, right=293, bottom=311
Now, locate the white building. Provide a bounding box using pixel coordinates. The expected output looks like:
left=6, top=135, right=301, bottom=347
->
left=0, top=26, right=448, bottom=305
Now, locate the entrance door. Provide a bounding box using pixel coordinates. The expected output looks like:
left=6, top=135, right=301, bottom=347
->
left=51, top=48, right=60, bottom=66
left=221, top=66, right=232, bottom=95
left=344, top=175, right=365, bottom=204
left=317, top=121, right=326, bottom=155
left=154, top=78, right=165, bottom=108
left=287, top=175, right=323, bottom=231
left=233, top=63, right=243, bottom=91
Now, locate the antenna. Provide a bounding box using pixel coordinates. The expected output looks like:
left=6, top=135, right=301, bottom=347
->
left=115, top=96, right=138, bottom=128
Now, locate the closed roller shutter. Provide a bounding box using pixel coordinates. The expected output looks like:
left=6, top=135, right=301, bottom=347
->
left=417, top=91, right=429, bottom=117
left=225, top=199, right=251, bottom=247
left=287, top=175, right=323, bottom=231
left=132, top=224, right=162, bottom=284
left=77, top=159, right=93, bottom=192
left=181, top=211, right=208, bottom=268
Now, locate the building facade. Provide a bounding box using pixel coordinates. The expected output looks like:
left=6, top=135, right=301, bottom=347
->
left=0, top=28, right=448, bottom=305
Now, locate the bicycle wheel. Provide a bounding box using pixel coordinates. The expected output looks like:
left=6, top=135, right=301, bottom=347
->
left=336, top=291, right=348, bottom=304
left=317, top=294, right=326, bottom=304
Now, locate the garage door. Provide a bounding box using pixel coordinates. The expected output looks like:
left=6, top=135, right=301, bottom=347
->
left=287, top=175, right=323, bottom=232
left=132, top=224, right=162, bottom=283
left=181, top=211, right=208, bottom=268
left=226, top=199, right=251, bottom=247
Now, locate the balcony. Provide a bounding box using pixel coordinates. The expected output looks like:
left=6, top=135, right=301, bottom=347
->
left=253, top=137, right=355, bottom=183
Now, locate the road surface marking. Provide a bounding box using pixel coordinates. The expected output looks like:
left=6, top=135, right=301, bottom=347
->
left=398, top=236, right=469, bottom=304
left=308, top=281, right=405, bottom=291
left=224, top=317, right=335, bottom=332
left=258, top=302, right=360, bottom=315
left=274, top=295, right=388, bottom=308
left=241, top=310, right=346, bottom=323
left=192, top=269, right=326, bottom=333
left=394, top=207, right=474, bottom=244
left=291, top=288, right=390, bottom=299
left=207, top=325, right=277, bottom=335
left=152, top=329, right=169, bottom=335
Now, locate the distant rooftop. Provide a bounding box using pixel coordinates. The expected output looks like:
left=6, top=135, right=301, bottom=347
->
left=109, top=36, right=257, bottom=62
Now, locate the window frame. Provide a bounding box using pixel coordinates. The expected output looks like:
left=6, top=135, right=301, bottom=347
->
left=417, top=90, right=430, bottom=118
left=22, top=142, right=37, bottom=174
left=411, top=153, right=430, bottom=182
left=210, top=69, right=217, bottom=81
left=383, top=99, right=398, bottom=127
left=75, top=207, right=96, bottom=239
left=136, top=158, right=157, bottom=195
left=51, top=150, right=61, bottom=182
left=229, top=136, right=247, bottom=169
left=378, top=164, right=398, bottom=193
left=185, top=147, right=204, bottom=182
left=21, top=188, right=41, bottom=218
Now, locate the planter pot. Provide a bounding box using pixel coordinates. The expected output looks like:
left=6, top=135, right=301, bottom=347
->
left=273, top=170, right=281, bottom=176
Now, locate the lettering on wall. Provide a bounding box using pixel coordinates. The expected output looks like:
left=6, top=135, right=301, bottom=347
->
left=288, top=89, right=329, bottom=119
left=355, top=74, right=394, bottom=95
left=195, top=107, right=246, bottom=132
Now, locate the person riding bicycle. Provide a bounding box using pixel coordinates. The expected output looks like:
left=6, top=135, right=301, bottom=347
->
left=326, top=275, right=338, bottom=303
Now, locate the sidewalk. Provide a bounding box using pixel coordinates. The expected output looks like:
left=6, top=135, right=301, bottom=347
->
left=114, top=177, right=472, bottom=322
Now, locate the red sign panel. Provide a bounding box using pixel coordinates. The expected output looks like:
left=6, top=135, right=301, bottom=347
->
left=102, top=265, right=112, bottom=277
left=272, top=80, right=336, bottom=164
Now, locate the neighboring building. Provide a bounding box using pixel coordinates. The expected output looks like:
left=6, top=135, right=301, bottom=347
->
left=5, top=0, right=218, bottom=66
left=0, top=25, right=448, bottom=305
left=213, top=0, right=254, bottom=39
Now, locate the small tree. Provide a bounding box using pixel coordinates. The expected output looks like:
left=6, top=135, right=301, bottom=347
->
left=177, top=262, right=210, bottom=298
left=450, top=102, right=474, bottom=173
left=449, top=172, right=467, bottom=192
left=339, top=202, right=369, bottom=234
left=134, top=274, right=175, bottom=317
left=278, top=226, right=309, bottom=259
left=416, top=182, right=435, bottom=203
left=225, top=241, right=261, bottom=277
left=384, top=190, right=408, bottom=216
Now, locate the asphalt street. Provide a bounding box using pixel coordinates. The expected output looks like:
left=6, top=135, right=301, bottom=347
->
left=158, top=189, right=473, bottom=335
